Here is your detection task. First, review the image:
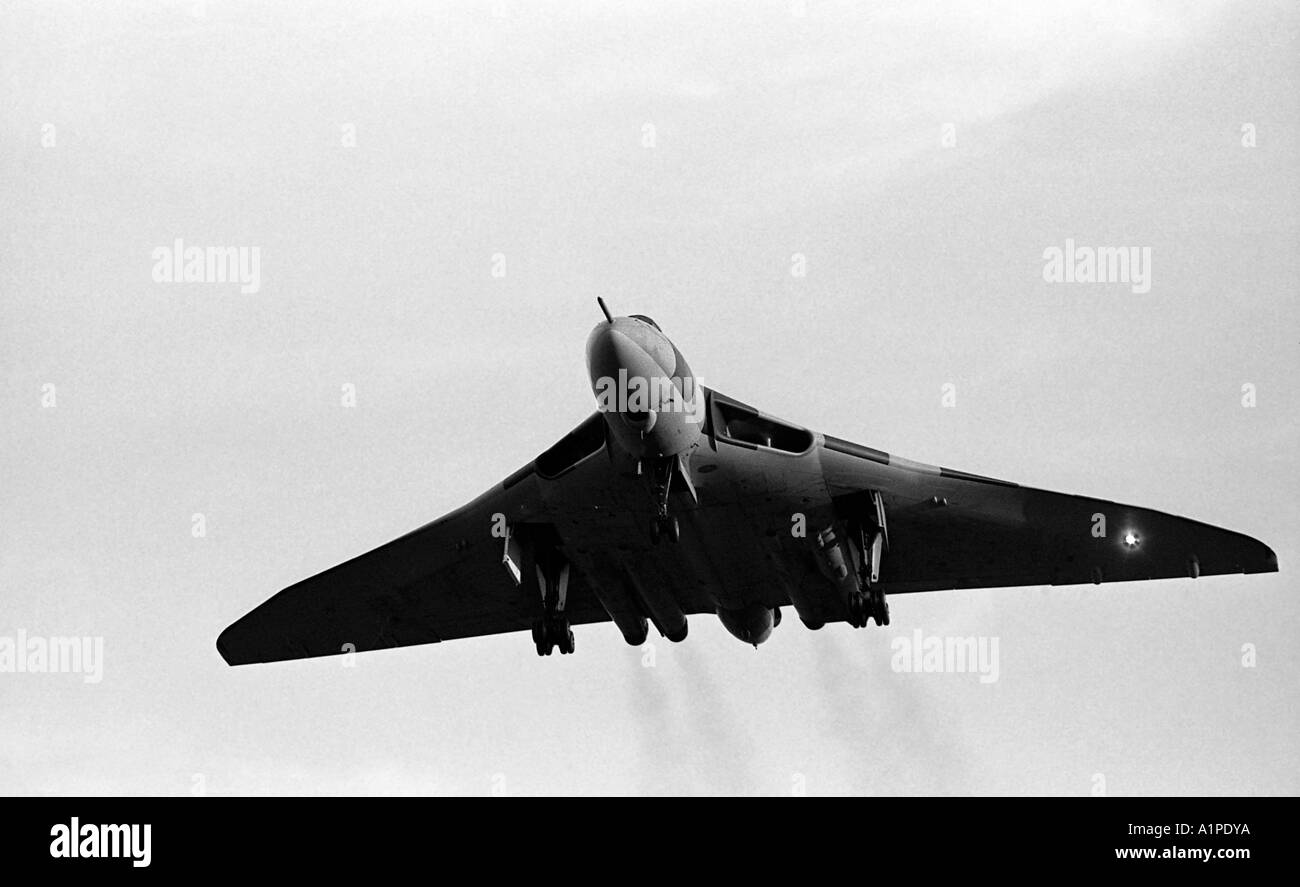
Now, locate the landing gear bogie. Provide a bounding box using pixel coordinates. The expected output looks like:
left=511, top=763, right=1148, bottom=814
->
left=532, top=614, right=575, bottom=656
left=847, top=585, right=889, bottom=628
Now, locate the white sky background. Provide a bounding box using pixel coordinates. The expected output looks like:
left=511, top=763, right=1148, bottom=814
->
left=1, top=0, right=1297, bottom=795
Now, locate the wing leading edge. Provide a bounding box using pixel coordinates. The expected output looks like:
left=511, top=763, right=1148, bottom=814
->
left=817, top=433, right=1277, bottom=595
left=216, top=416, right=615, bottom=666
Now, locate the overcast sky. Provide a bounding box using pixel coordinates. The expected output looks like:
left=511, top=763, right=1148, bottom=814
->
left=2, top=0, right=1296, bottom=795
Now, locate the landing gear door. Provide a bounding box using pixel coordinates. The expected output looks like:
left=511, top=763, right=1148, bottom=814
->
left=502, top=523, right=524, bottom=586
left=873, top=489, right=889, bottom=550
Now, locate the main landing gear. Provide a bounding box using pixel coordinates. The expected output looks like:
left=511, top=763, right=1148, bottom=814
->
left=820, top=490, right=891, bottom=629
left=507, top=524, right=578, bottom=657
left=848, top=500, right=889, bottom=627
left=532, top=612, right=575, bottom=656
left=531, top=546, right=574, bottom=656
left=846, top=584, right=889, bottom=628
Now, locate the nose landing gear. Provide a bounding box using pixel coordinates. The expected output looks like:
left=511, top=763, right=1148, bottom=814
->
left=641, top=453, right=694, bottom=545
left=650, top=514, right=680, bottom=545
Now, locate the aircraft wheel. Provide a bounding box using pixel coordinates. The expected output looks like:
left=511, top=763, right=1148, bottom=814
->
left=848, top=592, right=870, bottom=629
left=868, top=588, right=889, bottom=627
left=668, top=516, right=680, bottom=544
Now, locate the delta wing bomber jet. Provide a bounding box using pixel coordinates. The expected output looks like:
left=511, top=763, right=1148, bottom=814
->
left=217, top=300, right=1277, bottom=663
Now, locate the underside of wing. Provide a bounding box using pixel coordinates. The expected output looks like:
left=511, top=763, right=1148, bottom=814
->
left=819, top=435, right=1278, bottom=595
left=217, top=418, right=615, bottom=665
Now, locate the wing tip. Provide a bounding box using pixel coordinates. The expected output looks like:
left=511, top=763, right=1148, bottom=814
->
left=1248, top=538, right=1279, bottom=574
left=216, top=623, right=255, bottom=667
left=215, top=628, right=236, bottom=666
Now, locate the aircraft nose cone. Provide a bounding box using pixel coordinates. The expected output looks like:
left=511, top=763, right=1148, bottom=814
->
left=587, top=326, right=638, bottom=379
left=586, top=323, right=671, bottom=391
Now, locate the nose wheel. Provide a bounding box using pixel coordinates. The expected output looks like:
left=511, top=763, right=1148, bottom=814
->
left=642, top=454, right=692, bottom=544
left=650, top=514, right=680, bottom=545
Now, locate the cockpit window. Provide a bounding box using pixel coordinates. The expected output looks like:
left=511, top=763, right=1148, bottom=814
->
left=630, top=314, right=661, bottom=331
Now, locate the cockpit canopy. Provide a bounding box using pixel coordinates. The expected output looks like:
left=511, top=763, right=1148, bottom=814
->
left=629, top=314, right=661, bottom=332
